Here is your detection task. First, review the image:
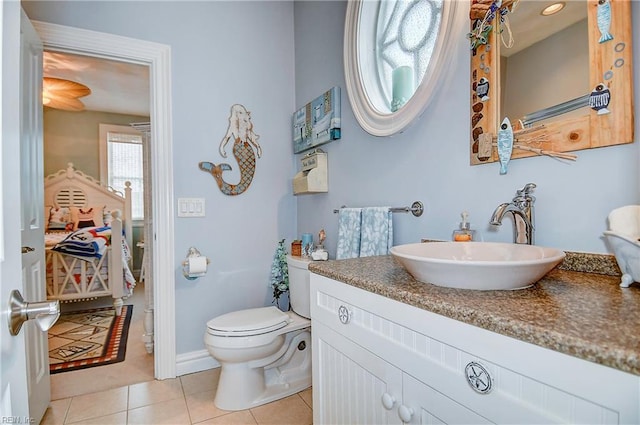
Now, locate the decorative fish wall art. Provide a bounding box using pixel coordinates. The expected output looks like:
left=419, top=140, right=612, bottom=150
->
left=497, top=117, right=513, bottom=175
left=596, top=0, right=613, bottom=43
left=199, top=104, right=262, bottom=196
left=589, top=83, right=611, bottom=115
left=476, top=77, right=490, bottom=101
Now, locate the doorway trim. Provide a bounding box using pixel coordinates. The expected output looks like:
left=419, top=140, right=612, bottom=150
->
left=33, top=21, right=176, bottom=379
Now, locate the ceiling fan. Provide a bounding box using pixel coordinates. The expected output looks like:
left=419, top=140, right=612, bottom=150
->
left=42, top=77, right=91, bottom=111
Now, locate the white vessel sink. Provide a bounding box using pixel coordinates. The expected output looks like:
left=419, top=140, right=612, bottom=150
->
left=389, top=242, right=566, bottom=290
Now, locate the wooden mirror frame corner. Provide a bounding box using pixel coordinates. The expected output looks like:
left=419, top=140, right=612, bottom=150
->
left=469, top=0, right=634, bottom=166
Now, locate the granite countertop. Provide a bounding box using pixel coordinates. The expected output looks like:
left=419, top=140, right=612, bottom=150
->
left=308, top=253, right=640, bottom=376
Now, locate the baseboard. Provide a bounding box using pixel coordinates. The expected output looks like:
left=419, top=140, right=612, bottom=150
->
left=176, top=349, right=219, bottom=376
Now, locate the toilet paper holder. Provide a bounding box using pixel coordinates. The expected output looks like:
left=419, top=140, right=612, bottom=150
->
left=182, top=247, right=210, bottom=280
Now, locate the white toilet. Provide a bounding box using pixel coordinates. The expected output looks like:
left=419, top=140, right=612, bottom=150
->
left=204, top=255, right=312, bottom=411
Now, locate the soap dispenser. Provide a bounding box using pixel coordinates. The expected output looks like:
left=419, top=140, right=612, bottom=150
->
left=453, top=211, right=476, bottom=242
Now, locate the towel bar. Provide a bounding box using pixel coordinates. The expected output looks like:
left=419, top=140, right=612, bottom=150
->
left=333, top=201, right=424, bottom=217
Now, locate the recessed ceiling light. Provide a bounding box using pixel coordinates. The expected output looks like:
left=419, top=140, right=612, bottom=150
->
left=541, top=2, right=566, bottom=16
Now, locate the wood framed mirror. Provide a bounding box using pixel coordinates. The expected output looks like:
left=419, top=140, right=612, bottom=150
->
left=469, top=0, right=634, bottom=166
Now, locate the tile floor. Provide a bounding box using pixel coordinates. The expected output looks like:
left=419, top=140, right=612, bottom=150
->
left=41, top=368, right=313, bottom=424
left=49, top=283, right=155, bottom=401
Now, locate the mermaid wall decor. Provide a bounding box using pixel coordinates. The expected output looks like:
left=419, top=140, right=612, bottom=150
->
left=199, top=104, right=262, bottom=196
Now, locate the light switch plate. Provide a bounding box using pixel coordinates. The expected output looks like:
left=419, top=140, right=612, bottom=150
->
left=178, top=198, right=205, bottom=217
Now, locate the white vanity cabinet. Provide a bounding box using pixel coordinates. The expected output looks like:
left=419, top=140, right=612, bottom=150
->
left=313, top=320, right=489, bottom=424
left=311, top=274, right=640, bottom=424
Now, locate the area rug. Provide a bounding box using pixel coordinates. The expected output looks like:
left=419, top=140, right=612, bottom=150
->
left=48, top=305, right=133, bottom=374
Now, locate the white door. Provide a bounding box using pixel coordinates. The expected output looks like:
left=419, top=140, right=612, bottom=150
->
left=0, top=5, right=50, bottom=423
left=402, top=373, right=492, bottom=425
left=313, top=321, right=403, bottom=425
left=20, top=7, right=49, bottom=423
left=0, top=0, right=30, bottom=418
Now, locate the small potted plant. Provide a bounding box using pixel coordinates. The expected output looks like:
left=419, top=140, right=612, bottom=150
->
left=270, top=239, right=289, bottom=310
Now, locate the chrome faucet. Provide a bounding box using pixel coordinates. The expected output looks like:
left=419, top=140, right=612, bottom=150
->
left=490, top=183, right=536, bottom=245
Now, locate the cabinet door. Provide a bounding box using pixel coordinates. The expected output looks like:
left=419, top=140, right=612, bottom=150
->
left=313, top=321, right=403, bottom=425
left=401, top=373, right=492, bottom=425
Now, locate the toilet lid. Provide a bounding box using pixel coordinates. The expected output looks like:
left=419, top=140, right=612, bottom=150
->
left=207, top=306, right=290, bottom=336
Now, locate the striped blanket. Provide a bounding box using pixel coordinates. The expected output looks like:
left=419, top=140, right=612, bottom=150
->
left=52, top=226, right=111, bottom=260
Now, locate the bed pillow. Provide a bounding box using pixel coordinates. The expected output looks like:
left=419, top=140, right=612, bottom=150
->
left=47, top=206, right=73, bottom=232
left=70, top=205, right=105, bottom=230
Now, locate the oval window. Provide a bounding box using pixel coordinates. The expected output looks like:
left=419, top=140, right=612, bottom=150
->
left=344, top=0, right=460, bottom=136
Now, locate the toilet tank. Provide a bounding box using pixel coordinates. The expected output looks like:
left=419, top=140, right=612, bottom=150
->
left=286, top=255, right=312, bottom=319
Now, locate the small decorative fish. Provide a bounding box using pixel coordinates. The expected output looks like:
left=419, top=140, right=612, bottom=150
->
left=589, top=83, right=611, bottom=115
left=497, top=117, right=513, bottom=175
left=597, top=0, right=613, bottom=43
left=476, top=77, right=490, bottom=102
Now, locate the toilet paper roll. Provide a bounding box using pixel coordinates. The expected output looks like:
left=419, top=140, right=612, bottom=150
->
left=188, top=256, right=208, bottom=277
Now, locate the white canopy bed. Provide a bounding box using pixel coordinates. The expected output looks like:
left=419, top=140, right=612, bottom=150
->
left=44, top=163, right=135, bottom=315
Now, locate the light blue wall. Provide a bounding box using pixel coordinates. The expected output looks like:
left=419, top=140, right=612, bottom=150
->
left=23, top=1, right=297, bottom=354
left=294, top=1, right=640, bottom=255
left=21, top=1, right=640, bottom=357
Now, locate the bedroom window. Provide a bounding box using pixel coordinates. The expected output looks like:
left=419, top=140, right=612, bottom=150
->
left=99, top=124, right=145, bottom=220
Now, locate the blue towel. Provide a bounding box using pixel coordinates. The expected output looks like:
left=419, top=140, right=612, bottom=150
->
left=359, top=207, right=393, bottom=257
left=336, top=207, right=393, bottom=259
left=336, top=208, right=362, bottom=260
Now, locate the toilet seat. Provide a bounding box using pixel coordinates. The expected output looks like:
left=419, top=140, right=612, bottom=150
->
left=207, top=306, right=291, bottom=337
left=204, top=255, right=312, bottom=411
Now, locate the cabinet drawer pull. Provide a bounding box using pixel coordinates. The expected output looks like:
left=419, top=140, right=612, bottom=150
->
left=381, top=392, right=395, bottom=410
left=338, top=305, right=351, bottom=324
left=398, top=405, right=414, bottom=423
left=465, top=361, right=493, bottom=394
